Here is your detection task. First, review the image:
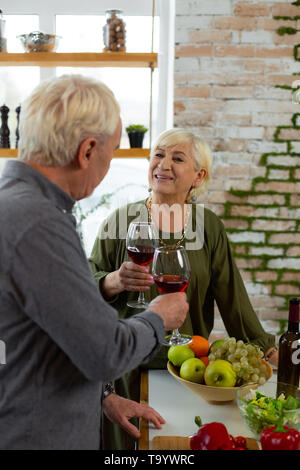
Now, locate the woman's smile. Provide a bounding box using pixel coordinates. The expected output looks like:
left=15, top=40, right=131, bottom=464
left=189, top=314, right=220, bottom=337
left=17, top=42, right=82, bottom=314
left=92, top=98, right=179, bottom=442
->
left=154, top=173, right=174, bottom=182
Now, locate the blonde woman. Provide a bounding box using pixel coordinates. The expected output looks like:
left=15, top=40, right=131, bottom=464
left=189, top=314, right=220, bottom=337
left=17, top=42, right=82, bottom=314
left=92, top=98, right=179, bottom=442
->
left=89, top=128, right=276, bottom=450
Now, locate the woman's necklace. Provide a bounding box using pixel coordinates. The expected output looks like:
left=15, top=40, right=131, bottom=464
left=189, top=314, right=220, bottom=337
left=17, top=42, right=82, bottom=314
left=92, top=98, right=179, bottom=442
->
left=146, top=197, right=191, bottom=248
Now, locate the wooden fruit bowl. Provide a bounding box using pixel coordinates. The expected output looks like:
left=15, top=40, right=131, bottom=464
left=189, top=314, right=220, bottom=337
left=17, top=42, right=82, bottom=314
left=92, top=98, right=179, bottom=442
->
left=167, top=360, right=273, bottom=404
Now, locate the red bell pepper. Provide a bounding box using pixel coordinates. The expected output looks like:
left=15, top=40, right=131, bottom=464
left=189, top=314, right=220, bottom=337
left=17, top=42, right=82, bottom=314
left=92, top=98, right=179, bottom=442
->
left=190, top=417, right=232, bottom=450
left=260, top=414, right=300, bottom=451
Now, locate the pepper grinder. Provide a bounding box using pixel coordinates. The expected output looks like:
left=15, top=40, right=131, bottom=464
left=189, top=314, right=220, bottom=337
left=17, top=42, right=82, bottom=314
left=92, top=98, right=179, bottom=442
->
left=15, top=105, right=21, bottom=148
left=0, top=104, right=10, bottom=148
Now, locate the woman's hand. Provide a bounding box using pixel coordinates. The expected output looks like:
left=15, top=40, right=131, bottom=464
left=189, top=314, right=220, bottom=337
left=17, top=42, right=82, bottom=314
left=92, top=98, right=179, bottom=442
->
left=118, top=261, right=154, bottom=292
left=100, top=262, right=154, bottom=299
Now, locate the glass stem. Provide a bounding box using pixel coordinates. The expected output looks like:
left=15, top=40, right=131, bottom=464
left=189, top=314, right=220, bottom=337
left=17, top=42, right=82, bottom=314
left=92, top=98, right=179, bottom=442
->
left=138, top=291, right=145, bottom=304
left=171, top=329, right=181, bottom=340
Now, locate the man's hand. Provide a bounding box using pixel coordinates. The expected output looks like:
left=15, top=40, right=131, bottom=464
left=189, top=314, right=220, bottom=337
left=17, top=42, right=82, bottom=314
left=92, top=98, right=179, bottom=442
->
left=103, top=393, right=166, bottom=439
left=148, top=292, right=188, bottom=331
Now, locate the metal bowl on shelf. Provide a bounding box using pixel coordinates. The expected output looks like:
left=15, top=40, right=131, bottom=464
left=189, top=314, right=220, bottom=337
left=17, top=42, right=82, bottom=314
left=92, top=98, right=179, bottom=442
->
left=17, top=31, right=61, bottom=52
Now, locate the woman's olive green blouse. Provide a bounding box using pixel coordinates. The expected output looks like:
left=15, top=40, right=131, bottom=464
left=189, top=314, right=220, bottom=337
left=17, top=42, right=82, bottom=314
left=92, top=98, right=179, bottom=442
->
left=89, top=199, right=275, bottom=363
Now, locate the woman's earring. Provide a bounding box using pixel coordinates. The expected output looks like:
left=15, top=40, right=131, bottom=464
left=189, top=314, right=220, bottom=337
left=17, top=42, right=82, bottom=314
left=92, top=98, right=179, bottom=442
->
left=148, top=187, right=152, bottom=193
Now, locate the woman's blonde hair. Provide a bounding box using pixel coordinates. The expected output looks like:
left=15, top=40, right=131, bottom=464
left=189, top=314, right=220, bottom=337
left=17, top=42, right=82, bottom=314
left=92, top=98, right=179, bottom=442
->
left=150, top=128, right=213, bottom=201
left=18, top=74, right=120, bottom=167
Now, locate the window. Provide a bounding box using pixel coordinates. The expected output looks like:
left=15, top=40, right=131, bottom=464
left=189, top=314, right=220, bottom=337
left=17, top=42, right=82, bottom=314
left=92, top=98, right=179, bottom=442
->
left=0, top=0, right=174, bottom=254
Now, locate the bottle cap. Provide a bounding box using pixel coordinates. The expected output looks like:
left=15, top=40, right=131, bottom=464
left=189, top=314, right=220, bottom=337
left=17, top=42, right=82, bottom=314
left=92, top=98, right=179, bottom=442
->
left=289, top=297, right=299, bottom=323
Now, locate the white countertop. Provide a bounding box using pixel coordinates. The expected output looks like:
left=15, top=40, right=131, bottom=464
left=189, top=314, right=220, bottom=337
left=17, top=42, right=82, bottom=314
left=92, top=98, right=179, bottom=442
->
left=147, top=369, right=256, bottom=449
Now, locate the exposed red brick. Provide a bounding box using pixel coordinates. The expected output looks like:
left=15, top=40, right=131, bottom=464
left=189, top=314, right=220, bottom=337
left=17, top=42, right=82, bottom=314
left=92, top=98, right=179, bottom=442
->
left=215, top=16, right=257, bottom=30
left=293, top=168, right=300, bottom=180
left=267, top=74, right=300, bottom=86
left=244, top=59, right=283, bottom=72
left=274, top=32, right=300, bottom=46
left=255, top=181, right=300, bottom=193
left=255, top=46, right=293, bottom=58
left=235, top=245, right=247, bottom=254
left=215, top=45, right=256, bottom=57
left=286, top=246, right=300, bottom=257
left=235, top=258, right=263, bottom=269
left=275, top=284, right=300, bottom=296
left=281, top=272, right=300, bottom=282
left=213, top=85, right=254, bottom=98
left=272, top=3, right=300, bottom=17
left=234, top=2, right=271, bottom=17
left=256, top=18, right=296, bottom=31
left=269, top=233, right=300, bottom=244
left=174, top=86, right=211, bottom=98
left=174, top=112, right=213, bottom=126
left=255, top=271, right=278, bottom=282
left=290, top=194, right=300, bottom=206
left=222, top=218, right=249, bottom=230
left=189, top=31, right=232, bottom=44
left=175, top=45, right=213, bottom=57
left=278, top=128, right=300, bottom=140
left=174, top=101, right=186, bottom=114
left=230, top=205, right=256, bottom=217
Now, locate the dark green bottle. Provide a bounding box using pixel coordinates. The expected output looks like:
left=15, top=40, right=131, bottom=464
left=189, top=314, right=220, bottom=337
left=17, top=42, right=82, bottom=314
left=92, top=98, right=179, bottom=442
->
left=277, top=298, right=300, bottom=398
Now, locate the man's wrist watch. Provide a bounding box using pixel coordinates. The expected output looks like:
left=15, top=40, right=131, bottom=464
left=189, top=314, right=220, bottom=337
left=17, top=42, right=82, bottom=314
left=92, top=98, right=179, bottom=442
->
left=264, top=346, right=278, bottom=362
left=103, top=383, right=115, bottom=399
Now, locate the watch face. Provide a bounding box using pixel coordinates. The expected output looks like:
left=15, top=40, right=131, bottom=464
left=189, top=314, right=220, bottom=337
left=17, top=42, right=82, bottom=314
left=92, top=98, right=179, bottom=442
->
left=103, top=384, right=114, bottom=398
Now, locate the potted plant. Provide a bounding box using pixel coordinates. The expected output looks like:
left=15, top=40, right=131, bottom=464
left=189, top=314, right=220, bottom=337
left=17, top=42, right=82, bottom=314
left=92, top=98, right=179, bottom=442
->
left=126, top=124, right=148, bottom=148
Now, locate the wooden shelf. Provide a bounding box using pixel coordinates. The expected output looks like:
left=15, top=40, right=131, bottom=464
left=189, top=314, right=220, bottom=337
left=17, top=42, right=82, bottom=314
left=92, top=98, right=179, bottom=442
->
left=0, top=149, right=18, bottom=157
left=0, top=148, right=150, bottom=158
left=0, top=52, right=157, bottom=68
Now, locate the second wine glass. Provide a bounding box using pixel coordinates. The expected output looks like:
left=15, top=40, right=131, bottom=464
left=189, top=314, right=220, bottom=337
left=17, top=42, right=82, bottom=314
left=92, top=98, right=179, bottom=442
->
left=126, top=221, right=158, bottom=309
left=152, top=245, right=192, bottom=346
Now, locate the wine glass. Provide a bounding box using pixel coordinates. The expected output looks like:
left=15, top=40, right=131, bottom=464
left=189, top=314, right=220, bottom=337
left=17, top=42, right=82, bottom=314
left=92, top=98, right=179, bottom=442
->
left=126, top=221, right=158, bottom=309
left=152, top=245, right=192, bottom=346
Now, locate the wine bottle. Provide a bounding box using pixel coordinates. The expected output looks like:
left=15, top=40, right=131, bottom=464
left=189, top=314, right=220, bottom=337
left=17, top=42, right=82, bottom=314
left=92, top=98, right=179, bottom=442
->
left=277, top=298, right=300, bottom=398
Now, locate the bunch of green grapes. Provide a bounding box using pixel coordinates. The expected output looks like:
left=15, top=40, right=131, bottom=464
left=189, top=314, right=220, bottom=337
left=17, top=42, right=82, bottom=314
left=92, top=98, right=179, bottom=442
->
left=208, top=337, right=268, bottom=386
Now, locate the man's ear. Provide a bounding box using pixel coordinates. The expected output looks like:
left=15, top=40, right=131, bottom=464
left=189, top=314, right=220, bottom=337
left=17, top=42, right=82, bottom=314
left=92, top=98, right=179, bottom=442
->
left=77, top=138, right=98, bottom=169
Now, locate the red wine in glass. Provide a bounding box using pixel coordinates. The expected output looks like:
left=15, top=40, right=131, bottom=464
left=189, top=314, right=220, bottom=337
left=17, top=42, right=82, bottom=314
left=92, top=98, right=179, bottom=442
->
left=126, top=221, right=158, bottom=309
left=152, top=245, right=192, bottom=346
left=127, top=245, right=155, bottom=266
left=154, top=274, right=189, bottom=294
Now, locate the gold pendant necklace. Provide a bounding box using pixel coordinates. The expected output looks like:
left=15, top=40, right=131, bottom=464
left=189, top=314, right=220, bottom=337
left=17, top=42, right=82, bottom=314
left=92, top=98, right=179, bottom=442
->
left=146, top=197, right=191, bottom=249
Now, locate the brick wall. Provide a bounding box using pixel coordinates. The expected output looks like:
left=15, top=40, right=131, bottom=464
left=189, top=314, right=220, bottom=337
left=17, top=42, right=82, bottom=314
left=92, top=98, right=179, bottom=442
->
left=174, top=0, right=300, bottom=342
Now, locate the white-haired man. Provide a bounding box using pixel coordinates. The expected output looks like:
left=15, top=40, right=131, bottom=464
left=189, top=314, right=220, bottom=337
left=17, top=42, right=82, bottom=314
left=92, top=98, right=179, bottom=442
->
left=0, top=75, right=188, bottom=450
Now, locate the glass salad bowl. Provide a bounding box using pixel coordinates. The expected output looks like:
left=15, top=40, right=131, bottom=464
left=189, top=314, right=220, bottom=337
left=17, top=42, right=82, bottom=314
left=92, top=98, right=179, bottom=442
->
left=236, top=378, right=300, bottom=441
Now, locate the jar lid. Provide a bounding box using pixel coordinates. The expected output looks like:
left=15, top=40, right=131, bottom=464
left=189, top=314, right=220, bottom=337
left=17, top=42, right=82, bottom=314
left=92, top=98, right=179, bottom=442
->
left=106, top=9, right=123, bottom=14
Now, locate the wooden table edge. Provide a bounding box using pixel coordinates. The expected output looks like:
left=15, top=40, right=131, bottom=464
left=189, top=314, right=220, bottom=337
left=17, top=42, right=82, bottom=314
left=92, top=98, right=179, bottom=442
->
left=139, top=370, right=149, bottom=450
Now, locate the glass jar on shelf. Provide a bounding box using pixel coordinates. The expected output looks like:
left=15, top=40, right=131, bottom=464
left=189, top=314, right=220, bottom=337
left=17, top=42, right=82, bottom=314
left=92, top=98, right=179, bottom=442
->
left=0, top=10, right=7, bottom=52
left=103, top=9, right=126, bottom=52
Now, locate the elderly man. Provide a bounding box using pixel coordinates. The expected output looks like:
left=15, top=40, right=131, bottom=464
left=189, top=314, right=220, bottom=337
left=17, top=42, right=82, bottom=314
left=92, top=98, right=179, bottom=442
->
left=0, top=75, right=188, bottom=450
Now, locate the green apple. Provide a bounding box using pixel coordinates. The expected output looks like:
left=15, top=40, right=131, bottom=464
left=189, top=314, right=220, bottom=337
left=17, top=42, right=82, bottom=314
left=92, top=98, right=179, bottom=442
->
left=204, top=360, right=237, bottom=387
left=209, top=339, right=224, bottom=354
left=168, top=345, right=194, bottom=367
left=179, top=358, right=206, bottom=383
